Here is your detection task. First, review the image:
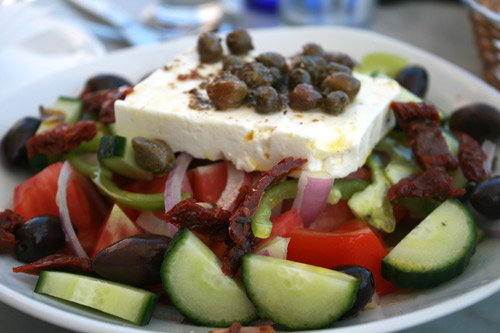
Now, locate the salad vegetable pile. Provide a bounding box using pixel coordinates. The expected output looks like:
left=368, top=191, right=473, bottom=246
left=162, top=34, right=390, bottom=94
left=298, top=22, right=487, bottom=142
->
left=1, top=29, right=500, bottom=331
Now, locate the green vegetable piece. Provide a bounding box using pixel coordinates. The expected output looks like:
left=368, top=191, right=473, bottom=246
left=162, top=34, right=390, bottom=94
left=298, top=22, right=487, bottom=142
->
left=92, top=167, right=164, bottom=211
left=327, top=178, right=370, bottom=204
left=375, top=136, right=421, bottom=185
left=251, top=180, right=298, bottom=239
left=36, top=96, right=83, bottom=134
left=35, top=271, right=158, bottom=326
left=359, top=53, right=408, bottom=78
left=348, top=154, right=396, bottom=233
left=381, top=199, right=477, bottom=288
left=65, top=152, right=99, bottom=177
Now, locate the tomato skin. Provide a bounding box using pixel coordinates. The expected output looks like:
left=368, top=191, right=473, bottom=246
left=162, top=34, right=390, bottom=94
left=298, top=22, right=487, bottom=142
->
left=269, top=208, right=303, bottom=238
left=287, top=220, right=398, bottom=296
left=188, top=162, right=227, bottom=203
left=308, top=200, right=355, bottom=232
left=13, top=162, right=102, bottom=254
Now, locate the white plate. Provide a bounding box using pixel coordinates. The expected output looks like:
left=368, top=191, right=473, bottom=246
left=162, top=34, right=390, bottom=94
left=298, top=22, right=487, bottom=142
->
left=1, top=26, right=500, bottom=333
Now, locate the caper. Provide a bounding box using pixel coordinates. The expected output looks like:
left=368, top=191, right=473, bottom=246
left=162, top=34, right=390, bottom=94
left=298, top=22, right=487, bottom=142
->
left=255, top=52, right=289, bottom=74
left=207, top=72, right=248, bottom=109
left=254, top=86, right=281, bottom=114
left=238, top=62, right=274, bottom=89
left=289, top=68, right=312, bottom=89
left=324, top=52, right=356, bottom=70
left=449, top=103, right=500, bottom=143
left=321, top=73, right=360, bottom=100
left=1, top=117, right=40, bottom=169
left=132, top=137, right=175, bottom=173
left=294, top=55, right=328, bottom=86
left=223, top=55, right=244, bottom=73
left=289, top=83, right=323, bottom=111
left=326, top=62, right=351, bottom=75
left=226, top=29, right=254, bottom=55
left=197, top=32, right=223, bottom=63
left=302, top=43, right=325, bottom=57
left=395, top=65, right=428, bottom=98
left=324, top=91, right=350, bottom=115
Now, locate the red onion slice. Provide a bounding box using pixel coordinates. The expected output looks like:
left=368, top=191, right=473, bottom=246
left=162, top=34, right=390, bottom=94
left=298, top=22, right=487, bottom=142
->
left=164, top=152, right=193, bottom=212
left=57, top=161, right=88, bottom=258
left=216, top=161, right=252, bottom=211
left=292, top=172, right=335, bottom=227
left=135, top=211, right=178, bottom=238
left=482, top=139, right=497, bottom=177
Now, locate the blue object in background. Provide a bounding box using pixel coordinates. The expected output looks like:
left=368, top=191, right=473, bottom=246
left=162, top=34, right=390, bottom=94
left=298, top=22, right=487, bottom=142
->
left=247, top=0, right=279, bottom=12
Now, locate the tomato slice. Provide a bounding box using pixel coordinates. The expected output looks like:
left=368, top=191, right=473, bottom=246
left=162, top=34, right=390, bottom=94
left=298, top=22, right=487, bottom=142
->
left=188, top=161, right=227, bottom=203
left=308, top=200, right=355, bottom=232
left=269, top=208, right=303, bottom=238
left=13, top=162, right=103, bottom=255
left=287, top=219, right=398, bottom=296
left=92, top=204, right=142, bottom=257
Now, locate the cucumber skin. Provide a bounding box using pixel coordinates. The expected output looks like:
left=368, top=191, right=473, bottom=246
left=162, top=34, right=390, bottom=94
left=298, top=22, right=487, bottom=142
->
left=381, top=200, right=477, bottom=289
left=161, top=228, right=258, bottom=327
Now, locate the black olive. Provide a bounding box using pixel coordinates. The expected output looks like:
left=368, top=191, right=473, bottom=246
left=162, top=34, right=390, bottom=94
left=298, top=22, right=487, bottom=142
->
left=197, top=32, right=223, bottom=63
left=324, top=52, right=356, bottom=70
left=395, top=65, right=429, bottom=98
left=289, top=83, right=323, bottom=111
left=324, top=91, right=350, bottom=115
left=321, top=73, right=361, bottom=100
left=207, top=73, right=248, bottom=109
left=256, top=52, right=289, bottom=74
left=470, top=176, right=500, bottom=219
left=223, top=55, right=244, bottom=73
left=302, top=42, right=325, bottom=57
left=254, top=86, right=281, bottom=114
left=85, top=74, right=131, bottom=92
left=449, top=103, right=500, bottom=143
left=332, top=265, right=375, bottom=318
left=92, top=234, right=171, bottom=286
left=226, top=29, right=254, bottom=55
left=289, top=68, right=312, bottom=89
left=132, top=137, right=175, bottom=173
left=238, top=62, right=274, bottom=89
left=1, top=117, right=40, bottom=169
left=14, top=215, right=66, bottom=263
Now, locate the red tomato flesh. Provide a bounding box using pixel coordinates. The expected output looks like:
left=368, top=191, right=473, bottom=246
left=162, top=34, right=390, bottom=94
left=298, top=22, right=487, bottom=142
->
left=287, top=219, right=398, bottom=296
left=13, top=162, right=103, bottom=255
left=188, top=162, right=227, bottom=203
left=269, top=208, right=303, bottom=239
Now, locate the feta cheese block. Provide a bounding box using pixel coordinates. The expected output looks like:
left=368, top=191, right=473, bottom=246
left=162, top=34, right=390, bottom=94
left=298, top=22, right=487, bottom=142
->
left=115, top=48, right=401, bottom=178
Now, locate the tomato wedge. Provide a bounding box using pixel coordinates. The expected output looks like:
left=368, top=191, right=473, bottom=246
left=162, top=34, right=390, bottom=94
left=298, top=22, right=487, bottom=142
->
left=287, top=219, right=398, bottom=296
left=188, top=162, right=227, bottom=203
left=13, top=162, right=102, bottom=254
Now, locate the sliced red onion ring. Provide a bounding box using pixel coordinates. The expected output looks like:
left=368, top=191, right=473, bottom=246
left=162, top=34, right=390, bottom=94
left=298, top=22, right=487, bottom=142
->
left=57, top=161, right=88, bottom=258
left=135, top=211, right=178, bottom=238
left=292, top=172, right=335, bottom=227
left=164, top=152, right=193, bottom=212
left=216, top=161, right=252, bottom=211
left=482, top=139, right=497, bottom=177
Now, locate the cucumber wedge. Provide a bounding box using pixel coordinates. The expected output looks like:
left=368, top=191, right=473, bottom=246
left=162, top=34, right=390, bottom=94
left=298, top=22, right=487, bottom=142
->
left=241, top=254, right=359, bottom=330
left=382, top=199, right=477, bottom=288
left=161, top=228, right=258, bottom=327
left=35, top=271, right=158, bottom=326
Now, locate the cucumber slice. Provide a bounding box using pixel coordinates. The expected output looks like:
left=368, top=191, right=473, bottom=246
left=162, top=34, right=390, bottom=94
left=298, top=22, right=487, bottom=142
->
left=35, top=271, right=158, bottom=326
left=382, top=199, right=477, bottom=288
left=98, top=135, right=152, bottom=180
left=242, top=254, right=359, bottom=330
left=161, top=228, right=258, bottom=327
left=37, top=96, right=83, bottom=133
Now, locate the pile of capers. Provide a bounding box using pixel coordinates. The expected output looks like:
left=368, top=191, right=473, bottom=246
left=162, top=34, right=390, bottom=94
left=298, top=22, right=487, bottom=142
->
left=198, top=30, right=360, bottom=115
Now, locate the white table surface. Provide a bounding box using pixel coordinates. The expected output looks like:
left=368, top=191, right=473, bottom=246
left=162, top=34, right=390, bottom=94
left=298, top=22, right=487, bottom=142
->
left=1, top=1, right=499, bottom=332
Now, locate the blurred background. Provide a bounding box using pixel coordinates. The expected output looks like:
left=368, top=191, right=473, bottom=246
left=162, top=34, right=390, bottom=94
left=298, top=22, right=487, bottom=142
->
left=1, top=0, right=500, bottom=332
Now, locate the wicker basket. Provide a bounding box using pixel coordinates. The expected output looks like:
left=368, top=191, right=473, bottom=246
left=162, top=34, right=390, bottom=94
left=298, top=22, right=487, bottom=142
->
left=465, top=0, right=500, bottom=90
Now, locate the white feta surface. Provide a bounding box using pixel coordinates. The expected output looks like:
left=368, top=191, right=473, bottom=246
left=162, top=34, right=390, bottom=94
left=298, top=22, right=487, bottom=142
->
left=115, top=48, right=401, bottom=178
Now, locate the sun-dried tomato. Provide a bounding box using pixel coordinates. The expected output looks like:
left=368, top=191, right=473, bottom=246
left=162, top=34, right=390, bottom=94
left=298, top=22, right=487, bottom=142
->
left=26, top=121, right=97, bottom=158
left=99, top=86, right=134, bottom=124
left=387, top=167, right=466, bottom=201
left=12, top=254, right=93, bottom=276
left=0, top=229, right=16, bottom=254
left=164, top=198, right=231, bottom=241
left=391, top=102, right=458, bottom=170
left=222, top=234, right=259, bottom=277
left=455, top=131, right=487, bottom=183
left=228, top=157, right=307, bottom=244
left=0, top=209, right=23, bottom=232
